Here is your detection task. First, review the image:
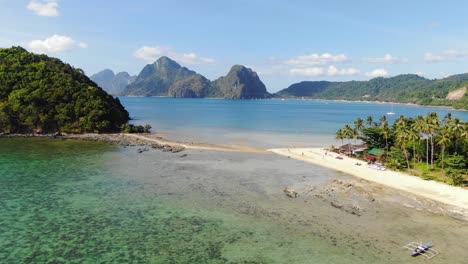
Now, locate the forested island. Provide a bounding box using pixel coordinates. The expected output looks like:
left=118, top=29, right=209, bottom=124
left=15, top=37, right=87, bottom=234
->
left=0, top=47, right=130, bottom=134
left=275, top=74, right=468, bottom=110
left=336, top=113, right=467, bottom=185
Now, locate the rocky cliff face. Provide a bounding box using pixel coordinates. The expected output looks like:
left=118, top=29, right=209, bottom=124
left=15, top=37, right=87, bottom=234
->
left=212, top=65, right=270, bottom=99
left=122, top=57, right=269, bottom=99
left=90, top=69, right=136, bottom=95
left=168, top=74, right=217, bottom=98
left=123, top=56, right=210, bottom=97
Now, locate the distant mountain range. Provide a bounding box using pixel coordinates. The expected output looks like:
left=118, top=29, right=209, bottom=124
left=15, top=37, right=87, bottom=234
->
left=120, top=56, right=269, bottom=99
left=90, top=69, right=136, bottom=95
left=275, top=74, right=468, bottom=109
left=90, top=57, right=467, bottom=109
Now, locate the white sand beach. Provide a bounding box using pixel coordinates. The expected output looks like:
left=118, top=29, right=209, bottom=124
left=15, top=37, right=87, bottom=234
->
left=269, top=147, right=468, bottom=210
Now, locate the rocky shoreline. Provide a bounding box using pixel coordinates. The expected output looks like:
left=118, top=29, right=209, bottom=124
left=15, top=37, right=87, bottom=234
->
left=0, top=133, right=186, bottom=154
left=284, top=177, right=468, bottom=221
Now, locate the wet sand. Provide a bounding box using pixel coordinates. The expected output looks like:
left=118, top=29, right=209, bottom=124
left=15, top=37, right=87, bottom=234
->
left=269, top=147, right=468, bottom=214
left=108, top=147, right=468, bottom=263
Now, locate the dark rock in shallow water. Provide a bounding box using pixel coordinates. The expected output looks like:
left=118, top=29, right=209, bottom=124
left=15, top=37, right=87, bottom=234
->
left=330, top=200, right=343, bottom=209
left=170, top=146, right=185, bottom=153
left=283, top=187, right=298, bottom=198
left=151, top=143, right=185, bottom=153
left=137, top=148, right=149, bottom=154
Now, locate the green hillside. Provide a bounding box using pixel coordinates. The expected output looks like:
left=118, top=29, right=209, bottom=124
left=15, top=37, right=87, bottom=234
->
left=0, top=47, right=130, bottom=133
left=276, top=74, right=468, bottom=109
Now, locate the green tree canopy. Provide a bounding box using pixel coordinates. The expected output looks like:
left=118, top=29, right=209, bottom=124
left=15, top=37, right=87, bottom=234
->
left=0, top=47, right=129, bottom=133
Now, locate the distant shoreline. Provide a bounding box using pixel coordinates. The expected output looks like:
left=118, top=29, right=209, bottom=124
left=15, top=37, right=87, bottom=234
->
left=117, top=95, right=467, bottom=112
left=271, top=97, right=467, bottom=111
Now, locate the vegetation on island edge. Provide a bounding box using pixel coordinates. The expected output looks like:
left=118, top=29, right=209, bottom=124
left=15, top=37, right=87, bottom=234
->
left=276, top=74, right=468, bottom=110
left=0, top=46, right=132, bottom=134
left=336, top=113, right=468, bottom=186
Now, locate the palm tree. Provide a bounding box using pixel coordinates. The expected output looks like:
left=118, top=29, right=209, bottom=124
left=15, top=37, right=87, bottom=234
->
left=335, top=128, right=345, bottom=147
left=417, top=115, right=431, bottom=169
left=380, top=115, right=390, bottom=159
left=443, top=113, right=452, bottom=124
left=413, top=115, right=430, bottom=169
left=379, top=115, right=387, bottom=127
left=407, top=127, right=420, bottom=166
left=448, top=118, right=464, bottom=153
left=462, top=122, right=468, bottom=141
left=426, top=112, right=440, bottom=169
left=366, top=116, right=373, bottom=127
left=343, top=124, right=355, bottom=155
left=354, top=117, right=364, bottom=136
left=395, top=116, right=411, bottom=170
left=437, top=126, right=452, bottom=171
left=352, top=128, right=359, bottom=145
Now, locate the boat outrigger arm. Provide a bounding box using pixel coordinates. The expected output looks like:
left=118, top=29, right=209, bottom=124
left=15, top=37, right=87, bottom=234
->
left=403, top=241, right=439, bottom=259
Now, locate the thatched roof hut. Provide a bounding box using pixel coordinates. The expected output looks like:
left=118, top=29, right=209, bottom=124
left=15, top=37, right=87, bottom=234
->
left=338, top=143, right=367, bottom=155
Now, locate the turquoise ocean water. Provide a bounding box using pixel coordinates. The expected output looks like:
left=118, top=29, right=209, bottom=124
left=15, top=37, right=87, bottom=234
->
left=120, top=97, right=467, bottom=146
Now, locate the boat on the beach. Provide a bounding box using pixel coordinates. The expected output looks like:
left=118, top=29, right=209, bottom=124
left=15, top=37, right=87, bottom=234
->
left=403, top=241, right=439, bottom=259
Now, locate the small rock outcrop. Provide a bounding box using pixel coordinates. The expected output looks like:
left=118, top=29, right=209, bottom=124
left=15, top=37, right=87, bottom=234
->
left=151, top=143, right=185, bottom=153
left=283, top=187, right=298, bottom=198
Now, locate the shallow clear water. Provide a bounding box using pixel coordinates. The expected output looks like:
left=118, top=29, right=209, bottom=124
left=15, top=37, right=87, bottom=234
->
left=0, top=139, right=349, bottom=263
left=2, top=138, right=467, bottom=263
left=119, top=97, right=467, bottom=146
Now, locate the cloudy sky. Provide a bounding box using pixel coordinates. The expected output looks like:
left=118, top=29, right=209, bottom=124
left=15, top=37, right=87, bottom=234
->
left=1, top=0, right=468, bottom=92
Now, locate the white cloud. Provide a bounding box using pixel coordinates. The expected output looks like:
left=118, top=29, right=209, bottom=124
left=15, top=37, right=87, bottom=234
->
left=327, top=65, right=360, bottom=76
left=26, top=34, right=87, bottom=54
left=366, top=54, right=404, bottom=64
left=289, top=65, right=360, bottom=77
left=290, top=67, right=325, bottom=76
left=365, top=68, right=388, bottom=78
left=286, top=53, right=348, bottom=66
left=134, top=46, right=164, bottom=62
left=27, top=0, right=59, bottom=17
left=424, top=50, right=468, bottom=62
left=134, top=45, right=215, bottom=65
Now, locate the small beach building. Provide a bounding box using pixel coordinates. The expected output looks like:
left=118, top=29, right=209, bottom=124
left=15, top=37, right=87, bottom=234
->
left=366, top=148, right=384, bottom=162
left=338, top=143, right=367, bottom=156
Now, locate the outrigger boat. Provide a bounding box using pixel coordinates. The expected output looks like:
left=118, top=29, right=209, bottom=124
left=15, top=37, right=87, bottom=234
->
left=403, top=241, right=439, bottom=259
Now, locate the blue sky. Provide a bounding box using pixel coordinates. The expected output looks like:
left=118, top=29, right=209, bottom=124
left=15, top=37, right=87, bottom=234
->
left=1, top=0, right=468, bottom=92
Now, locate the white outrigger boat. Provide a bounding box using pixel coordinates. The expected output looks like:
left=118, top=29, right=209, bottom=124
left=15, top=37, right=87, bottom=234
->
left=403, top=241, right=439, bottom=259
